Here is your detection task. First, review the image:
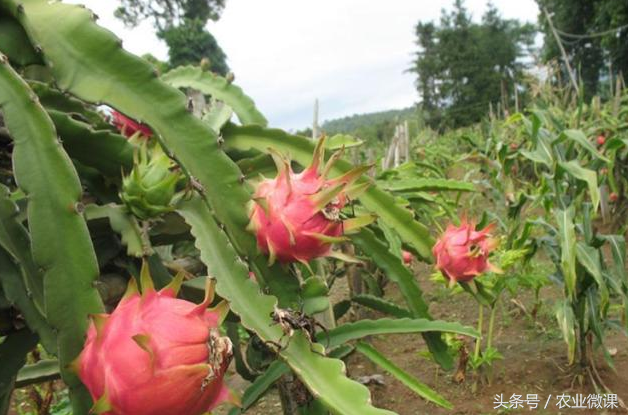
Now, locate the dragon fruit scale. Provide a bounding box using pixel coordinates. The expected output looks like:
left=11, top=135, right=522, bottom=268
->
left=75, top=265, right=238, bottom=415
left=433, top=220, right=501, bottom=286
left=111, top=110, right=153, bottom=138
left=248, top=137, right=375, bottom=264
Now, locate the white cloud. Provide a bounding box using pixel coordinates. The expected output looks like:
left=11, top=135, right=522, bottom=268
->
left=65, top=0, right=539, bottom=129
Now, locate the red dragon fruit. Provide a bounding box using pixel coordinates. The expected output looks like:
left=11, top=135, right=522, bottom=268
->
left=75, top=265, right=237, bottom=415
left=248, top=138, right=374, bottom=264
left=111, top=110, right=153, bottom=138
left=433, top=220, right=500, bottom=286
left=402, top=250, right=414, bottom=265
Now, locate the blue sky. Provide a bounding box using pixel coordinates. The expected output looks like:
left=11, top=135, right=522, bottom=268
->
left=68, top=0, right=540, bottom=130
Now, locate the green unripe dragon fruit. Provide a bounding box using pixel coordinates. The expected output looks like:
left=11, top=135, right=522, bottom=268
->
left=120, top=144, right=182, bottom=220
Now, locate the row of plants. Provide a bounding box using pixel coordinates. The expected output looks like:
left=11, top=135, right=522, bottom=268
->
left=0, top=1, right=486, bottom=414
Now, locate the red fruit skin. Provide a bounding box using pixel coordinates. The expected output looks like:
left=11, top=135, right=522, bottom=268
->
left=509, top=143, right=519, bottom=151
left=597, top=135, right=606, bottom=146
left=250, top=165, right=345, bottom=263
left=600, top=168, right=608, bottom=175
left=77, top=286, right=233, bottom=415
left=112, top=111, right=153, bottom=138
left=433, top=221, right=499, bottom=284
left=402, top=250, right=413, bottom=265
left=610, top=192, right=619, bottom=202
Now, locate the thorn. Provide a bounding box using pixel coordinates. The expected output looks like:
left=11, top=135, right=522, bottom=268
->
left=89, top=314, right=109, bottom=340
left=302, top=231, right=348, bottom=244
left=139, top=260, right=155, bottom=293
left=161, top=271, right=185, bottom=297
left=310, top=135, right=327, bottom=173
left=321, top=147, right=345, bottom=179
left=90, top=392, right=113, bottom=414
left=217, top=136, right=225, bottom=146
left=310, top=182, right=345, bottom=211
left=266, top=238, right=277, bottom=266
left=342, top=214, right=377, bottom=233
left=326, top=251, right=362, bottom=264
left=208, top=300, right=230, bottom=326
left=328, top=165, right=372, bottom=187
left=253, top=197, right=270, bottom=217
left=346, top=181, right=371, bottom=199
left=131, top=334, right=154, bottom=364
left=239, top=174, right=246, bottom=184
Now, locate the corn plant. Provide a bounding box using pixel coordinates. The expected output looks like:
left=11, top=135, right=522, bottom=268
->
left=508, top=107, right=627, bottom=388
left=0, top=1, right=482, bottom=414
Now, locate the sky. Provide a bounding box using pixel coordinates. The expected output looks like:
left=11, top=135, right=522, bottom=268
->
left=66, top=0, right=540, bottom=130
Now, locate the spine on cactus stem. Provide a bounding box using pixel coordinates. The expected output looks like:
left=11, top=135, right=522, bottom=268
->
left=248, top=135, right=376, bottom=266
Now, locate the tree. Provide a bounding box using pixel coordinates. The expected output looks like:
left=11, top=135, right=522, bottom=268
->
left=115, top=0, right=229, bottom=73
left=115, top=0, right=225, bottom=32
left=411, top=1, right=535, bottom=129
left=536, top=0, right=628, bottom=98
left=160, top=18, right=229, bottom=74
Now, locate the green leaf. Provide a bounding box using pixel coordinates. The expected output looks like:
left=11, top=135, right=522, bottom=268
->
left=0, top=14, right=41, bottom=66
left=0, top=184, right=45, bottom=314
left=325, top=134, right=363, bottom=150
left=321, top=318, right=479, bottom=349
left=352, top=294, right=412, bottom=319
left=575, top=242, right=608, bottom=311
left=0, top=53, right=103, bottom=413
left=378, top=178, right=475, bottom=193
left=15, top=359, right=60, bottom=388
left=555, top=208, right=577, bottom=300
left=177, top=197, right=395, bottom=415
left=0, top=330, right=39, bottom=414
left=161, top=65, right=267, bottom=126
left=301, top=276, right=331, bottom=315
left=555, top=299, right=577, bottom=365
left=240, top=360, right=288, bottom=410
left=559, top=130, right=609, bottom=162
left=84, top=203, right=150, bottom=257
left=0, top=247, right=56, bottom=354
left=48, top=109, right=134, bottom=177
left=355, top=342, right=453, bottom=409
left=558, top=161, right=600, bottom=213
left=520, top=134, right=554, bottom=167
left=350, top=228, right=453, bottom=370
left=222, top=124, right=435, bottom=260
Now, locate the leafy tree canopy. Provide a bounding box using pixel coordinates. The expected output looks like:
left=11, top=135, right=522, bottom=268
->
left=115, top=0, right=225, bottom=31
left=536, top=0, right=628, bottom=98
left=160, top=18, right=229, bottom=74
left=412, top=0, right=535, bottom=129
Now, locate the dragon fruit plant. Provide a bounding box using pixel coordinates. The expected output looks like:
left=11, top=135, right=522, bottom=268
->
left=0, top=1, right=480, bottom=414
left=432, top=220, right=504, bottom=386
left=75, top=265, right=237, bottom=415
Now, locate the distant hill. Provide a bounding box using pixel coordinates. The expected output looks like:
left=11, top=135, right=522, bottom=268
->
left=298, top=107, right=421, bottom=143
